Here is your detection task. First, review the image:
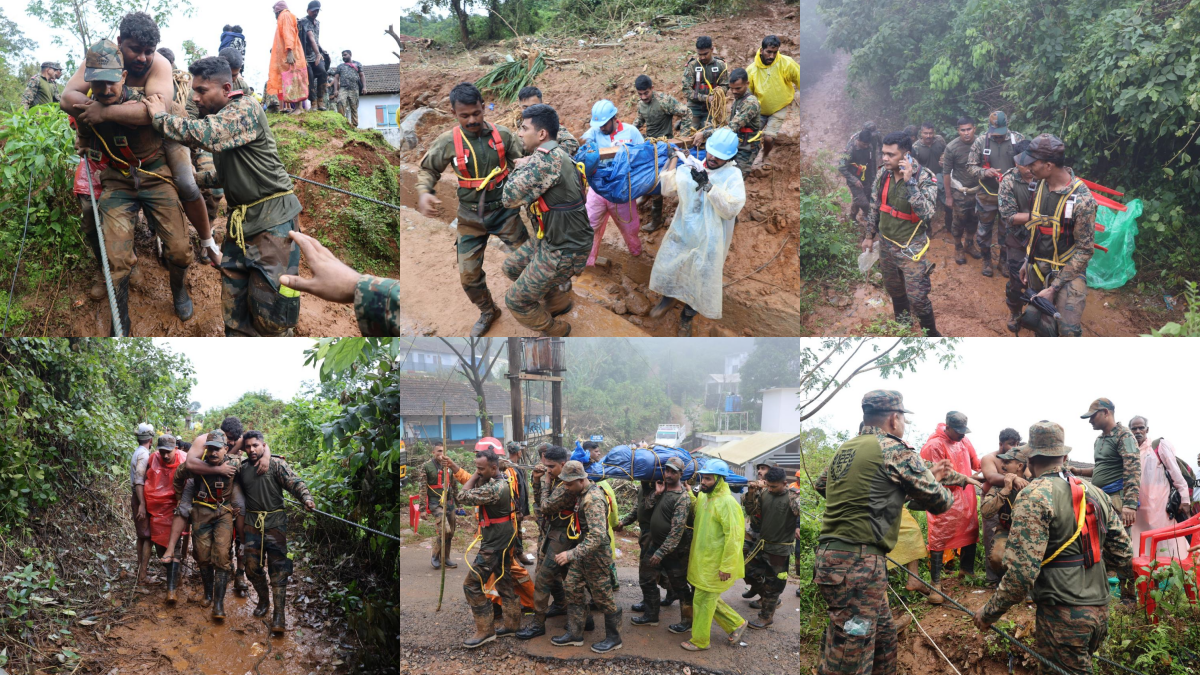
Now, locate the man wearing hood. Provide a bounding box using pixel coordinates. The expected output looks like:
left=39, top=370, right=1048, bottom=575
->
left=919, top=412, right=982, bottom=602
left=746, top=35, right=801, bottom=166
left=681, top=459, right=748, bottom=651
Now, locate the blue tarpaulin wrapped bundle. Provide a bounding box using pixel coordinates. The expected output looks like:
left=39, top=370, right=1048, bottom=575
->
left=575, top=142, right=706, bottom=204
left=590, top=445, right=701, bottom=482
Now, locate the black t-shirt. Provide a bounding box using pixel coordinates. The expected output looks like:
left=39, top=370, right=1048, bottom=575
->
left=296, top=16, right=320, bottom=62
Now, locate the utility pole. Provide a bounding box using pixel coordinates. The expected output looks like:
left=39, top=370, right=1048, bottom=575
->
left=551, top=337, right=563, bottom=448
left=507, top=337, right=524, bottom=447
left=507, top=338, right=566, bottom=460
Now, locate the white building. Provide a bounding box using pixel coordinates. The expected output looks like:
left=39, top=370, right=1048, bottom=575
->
left=760, top=387, right=802, bottom=434
left=357, top=63, right=403, bottom=148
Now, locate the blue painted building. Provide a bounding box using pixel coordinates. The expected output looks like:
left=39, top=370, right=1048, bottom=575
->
left=398, top=376, right=552, bottom=445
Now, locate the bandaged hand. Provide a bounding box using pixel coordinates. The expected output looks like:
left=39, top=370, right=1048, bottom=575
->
left=200, top=238, right=222, bottom=266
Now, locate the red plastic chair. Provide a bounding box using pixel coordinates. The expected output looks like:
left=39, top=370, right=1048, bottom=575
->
left=409, top=495, right=422, bottom=531
left=1133, top=511, right=1200, bottom=618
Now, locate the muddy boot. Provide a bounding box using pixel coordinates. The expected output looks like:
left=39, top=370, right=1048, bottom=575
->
left=495, top=599, right=522, bottom=638
left=462, top=604, right=495, bottom=648
left=542, top=318, right=572, bottom=337
left=547, top=584, right=567, bottom=617
left=980, top=249, right=994, bottom=277
left=928, top=581, right=945, bottom=605
left=164, top=562, right=180, bottom=605
left=630, top=586, right=659, bottom=626
left=270, top=584, right=288, bottom=635
left=917, top=311, right=943, bottom=338
left=641, top=199, right=664, bottom=233
left=211, top=569, right=228, bottom=620
left=963, top=239, right=982, bottom=260
left=592, top=609, right=623, bottom=654
left=89, top=279, right=107, bottom=301
left=649, top=295, right=675, bottom=319
left=111, top=277, right=132, bottom=337
left=233, top=567, right=248, bottom=598
left=954, top=237, right=967, bottom=265
left=662, top=587, right=677, bottom=607
left=749, top=597, right=777, bottom=629
left=997, top=248, right=1009, bottom=278
left=1006, top=304, right=1023, bottom=335
left=516, top=613, right=546, bottom=640
left=545, top=287, right=575, bottom=317
left=199, top=565, right=215, bottom=608
left=167, top=262, right=194, bottom=321
left=551, top=605, right=586, bottom=647
left=668, top=601, right=693, bottom=634
left=891, top=296, right=912, bottom=325
left=470, top=295, right=500, bottom=337
left=252, top=577, right=271, bottom=617
left=678, top=306, right=695, bottom=337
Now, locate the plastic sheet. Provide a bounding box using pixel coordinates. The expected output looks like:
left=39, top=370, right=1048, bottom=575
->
left=575, top=141, right=692, bottom=203
left=1086, top=199, right=1142, bottom=290
left=590, top=445, right=701, bottom=482
left=143, top=450, right=185, bottom=549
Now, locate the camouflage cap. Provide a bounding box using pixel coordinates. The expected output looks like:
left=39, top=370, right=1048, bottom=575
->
left=997, top=443, right=1029, bottom=463
left=85, top=39, right=123, bottom=83
left=862, top=389, right=913, bottom=415
left=204, top=428, right=227, bottom=448
left=41, top=61, right=62, bottom=71
left=1016, top=134, right=1066, bottom=166
left=1026, top=421, right=1070, bottom=458
left=945, top=411, right=971, bottom=434
left=558, top=460, right=588, bottom=482
left=664, top=457, right=685, bottom=472
left=1080, top=397, right=1115, bottom=419
left=987, top=110, right=1008, bottom=135
left=156, top=434, right=176, bottom=449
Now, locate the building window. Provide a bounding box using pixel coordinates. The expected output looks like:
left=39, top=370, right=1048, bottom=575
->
left=375, top=104, right=399, bottom=128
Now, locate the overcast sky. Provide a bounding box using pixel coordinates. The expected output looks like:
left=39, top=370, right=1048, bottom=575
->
left=154, top=337, right=318, bottom=411
left=800, top=338, right=1197, bottom=466
left=7, top=0, right=428, bottom=95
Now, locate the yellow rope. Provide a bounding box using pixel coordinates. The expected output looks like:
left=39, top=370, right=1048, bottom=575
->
left=1042, top=480, right=1089, bottom=565
left=92, top=133, right=176, bottom=186
left=227, top=190, right=294, bottom=253
left=1025, top=179, right=1083, bottom=284
left=462, top=472, right=519, bottom=593
left=248, top=508, right=284, bottom=569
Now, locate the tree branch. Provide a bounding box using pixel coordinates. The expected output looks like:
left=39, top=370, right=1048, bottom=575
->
left=797, top=340, right=904, bottom=422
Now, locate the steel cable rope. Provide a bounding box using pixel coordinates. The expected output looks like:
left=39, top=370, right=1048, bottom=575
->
left=288, top=174, right=404, bottom=212
left=1, top=170, right=35, bottom=337
left=85, top=161, right=124, bottom=336
left=887, top=584, right=962, bottom=675
left=284, top=496, right=402, bottom=543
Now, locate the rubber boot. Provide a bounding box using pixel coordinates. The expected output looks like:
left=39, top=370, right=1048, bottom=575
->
left=641, top=199, right=664, bottom=233
left=963, top=239, right=982, bottom=260
left=551, top=605, right=585, bottom=646
left=167, top=262, right=194, bottom=321
left=917, top=311, right=943, bottom=337
left=199, top=565, right=215, bottom=608
left=591, top=609, right=623, bottom=654
left=630, top=585, right=660, bottom=626
left=495, top=598, right=522, bottom=638
left=954, top=236, right=967, bottom=265
left=649, top=296, right=675, bottom=319
left=430, top=555, right=440, bottom=570
left=470, top=295, right=499, bottom=337
left=164, top=562, right=180, bottom=605
left=678, top=307, right=694, bottom=337
left=585, top=613, right=595, bottom=632
left=980, top=249, right=994, bottom=277
left=252, top=577, right=271, bottom=617
left=749, top=596, right=777, bottom=629
left=233, top=567, right=248, bottom=598
left=516, top=613, right=546, bottom=640
left=464, top=605, right=496, bottom=648
left=270, top=584, right=287, bottom=634
left=545, top=286, right=575, bottom=317
left=891, top=295, right=912, bottom=325
left=997, top=248, right=1009, bottom=278
left=111, top=277, right=132, bottom=337
left=662, top=586, right=677, bottom=607
left=547, top=584, right=566, bottom=617
left=1006, top=304, right=1023, bottom=335
left=211, top=569, right=228, bottom=620
left=543, top=318, right=572, bottom=337
left=668, top=601, right=693, bottom=634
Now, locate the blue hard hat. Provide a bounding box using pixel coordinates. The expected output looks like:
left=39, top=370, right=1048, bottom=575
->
left=590, top=99, right=618, bottom=129
left=706, top=127, right=738, bottom=161
left=699, top=458, right=733, bottom=478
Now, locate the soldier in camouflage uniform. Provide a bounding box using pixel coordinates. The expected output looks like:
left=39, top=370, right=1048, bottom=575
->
left=452, top=448, right=522, bottom=648
left=189, top=430, right=243, bottom=621
left=967, top=112, right=1025, bottom=277
left=235, top=431, right=314, bottom=634
left=550, top=461, right=623, bottom=654
left=332, top=50, right=363, bottom=128
left=694, top=68, right=762, bottom=174
left=146, top=55, right=304, bottom=337
left=1011, top=135, right=1097, bottom=337
left=632, top=75, right=689, bottom=232
left=517, top=445, right=579, bottom=640
left=518, top=87, right=579, bottom=155
left=839, top=126, right=878, bottom=233
left=418, top=442, right=469, bottom=569
left=743, top=466, right=802, bottom=629
left=417, top=82, right=528, bottom=337
left=911, top=123, right=948, bottom=234
left=627, top=458, right=693, bottom=630
left=21, top=61, right=63, bottom=108
left=814, top=391, right=978, bottom=675
left=862, top=131, right=942, bottom=336
left=74, top=40, right=197, bottom=336
left=499, top=104, right=592, bottom=336
left=975, top=421, right=1133, bottom=675
left=682, top=36, right=729, bottom=132
left=941, top=117, right=982, bottom=264
left=996, top=139, right=1037, bottom=333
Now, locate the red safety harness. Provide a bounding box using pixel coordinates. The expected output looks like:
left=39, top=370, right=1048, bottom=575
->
left=477, top=468, right=518, bottom=528
left=879, top=173, right=920, bottom=223
left=452, top=124, right=509, bottom=190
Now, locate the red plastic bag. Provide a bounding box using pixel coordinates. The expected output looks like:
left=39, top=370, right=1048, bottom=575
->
left=74, top=156, right=105, bottom=198
left=144, top=450, right=185, bottom=549
left=920, top=424, right=981, bottom=552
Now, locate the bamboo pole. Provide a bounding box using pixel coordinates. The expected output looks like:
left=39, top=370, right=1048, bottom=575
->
left=436, top=400, right=448, bottom=611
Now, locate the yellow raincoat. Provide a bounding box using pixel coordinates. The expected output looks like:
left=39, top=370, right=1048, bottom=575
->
left=598, top=479, right=620, bottom=559
left=687, top=476, right=745, bottom=592
left=746, top=51, right=802, bottom=116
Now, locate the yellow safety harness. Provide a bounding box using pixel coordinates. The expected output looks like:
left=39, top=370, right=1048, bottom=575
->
left=463, top=470, right=520, bottom=592
left=1042, top=479, right=1089, bottom=565
left=92, top=132, right=176, bottom=187
left=1025, top=178, right=1084, bottom=284
left=226, top=190, right=295, bottom=253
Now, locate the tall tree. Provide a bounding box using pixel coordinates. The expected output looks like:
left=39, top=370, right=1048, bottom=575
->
left=181, top=39, right=205, bottom=67
left=0, top=9, right=36, bottom=109
left=439, top=338, right=505, bottom=437
left=25, top=0, right=194, bottom=61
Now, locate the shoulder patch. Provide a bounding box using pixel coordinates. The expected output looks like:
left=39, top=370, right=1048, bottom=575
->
left=883, top=433, right=913, bottom=450
left=829, top=447, right=856, bottom=481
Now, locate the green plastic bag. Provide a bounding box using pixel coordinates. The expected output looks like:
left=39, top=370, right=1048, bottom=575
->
left=1086, top=198, right=1142, bottom=290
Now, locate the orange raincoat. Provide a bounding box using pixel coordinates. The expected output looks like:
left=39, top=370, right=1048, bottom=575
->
left=267, top=6, right=308, bottom=103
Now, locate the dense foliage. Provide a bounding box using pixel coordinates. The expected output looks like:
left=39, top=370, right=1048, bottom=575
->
left=818, top=0, right=1200, bottom=289
left=563, top=338, right=675, bottom=442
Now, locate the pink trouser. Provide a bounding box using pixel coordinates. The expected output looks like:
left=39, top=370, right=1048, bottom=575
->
left=586, top=188, right=641, bottom=265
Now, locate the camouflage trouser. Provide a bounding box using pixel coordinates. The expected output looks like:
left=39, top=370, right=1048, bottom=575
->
left=814, top=548, right=897, bottom=675
left=1026, top=261, right=1087, bottom=337
left=879, top=233, right=933, bottom=318
left=950, top=189, right=978, bottom=240
left=243, top=525, right=293, bottom=586
left=847, top=180, right=870, bottom=230
left=456, top=204, right=528, bottom=312
left=1035, top=604, right=1107, bottom=675
left=464, top=545, right=520, bottom=628
left=337, top=89, right=359, bottom=127
left=689, top=106, right=709, bottom=133
left=975, top=193, right=1001, bottom=259
left=78, top=195, right=102, bottom=269
left=1004, top=225, right=1030, bottom=311
left=502, top=239, right=589, bottom=331
left=533, top=530, right=573, bottom=615
left=220, top=219, right=301, bottom=336
left=194, top=151, right=219, bottom=222
left=192, top=505, right=234, bottom=572
left=986, top=527, right=1009, bottom=581
left=97, top=167, right=193, bottom=285
left=746, top=549, right=788, bottom=618
left=564, top=551, right=618, bottom=614
left=427, top=504, right=457, bottom=560
left=638, top=532, right=693, bottom=607
left=734, top=142, right=761, bottom=173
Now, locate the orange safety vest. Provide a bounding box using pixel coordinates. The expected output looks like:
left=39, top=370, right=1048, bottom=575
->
left=452, top=124, right=509, bottom=190
left=1042, top=475, right=1102, bottom=568
left=879, top=172, right=920, bottom=223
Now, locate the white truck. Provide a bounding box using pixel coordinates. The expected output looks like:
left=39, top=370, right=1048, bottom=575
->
left=654, top=424, right=685, bottom=448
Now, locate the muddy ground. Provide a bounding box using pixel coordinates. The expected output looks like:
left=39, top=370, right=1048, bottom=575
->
left=398, top=525, right=1044, bottom=675
left=392, top=0, right=1163, bottom=337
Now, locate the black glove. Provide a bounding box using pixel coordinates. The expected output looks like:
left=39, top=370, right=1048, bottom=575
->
left=690, top=167, right=710, bottom=191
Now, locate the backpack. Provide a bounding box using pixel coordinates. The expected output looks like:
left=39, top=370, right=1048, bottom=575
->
left=1151, top=438, right=1195, bottom=523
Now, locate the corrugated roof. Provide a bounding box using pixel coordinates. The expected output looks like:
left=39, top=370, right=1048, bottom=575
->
left=361, top=63, right=403, bottom=96
left=700, top=432, right=802, bottom=466
left=397, top=377, right=548, bottom=416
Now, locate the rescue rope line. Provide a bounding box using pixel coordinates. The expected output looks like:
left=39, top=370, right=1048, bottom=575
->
left=86, top=161, right=124, bottom=337
left=1, top=171, right=35, bottom=337
left=887, top=584, right=962, bottom=675
left=724, top=233, right=792, bottom=289
left=283, top=496, right=402, bottom=542
left=288, top=174, right=404, bottom=212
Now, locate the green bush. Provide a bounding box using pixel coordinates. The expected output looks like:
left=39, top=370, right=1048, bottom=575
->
left=1144, top=281, right=1200, bottom=336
